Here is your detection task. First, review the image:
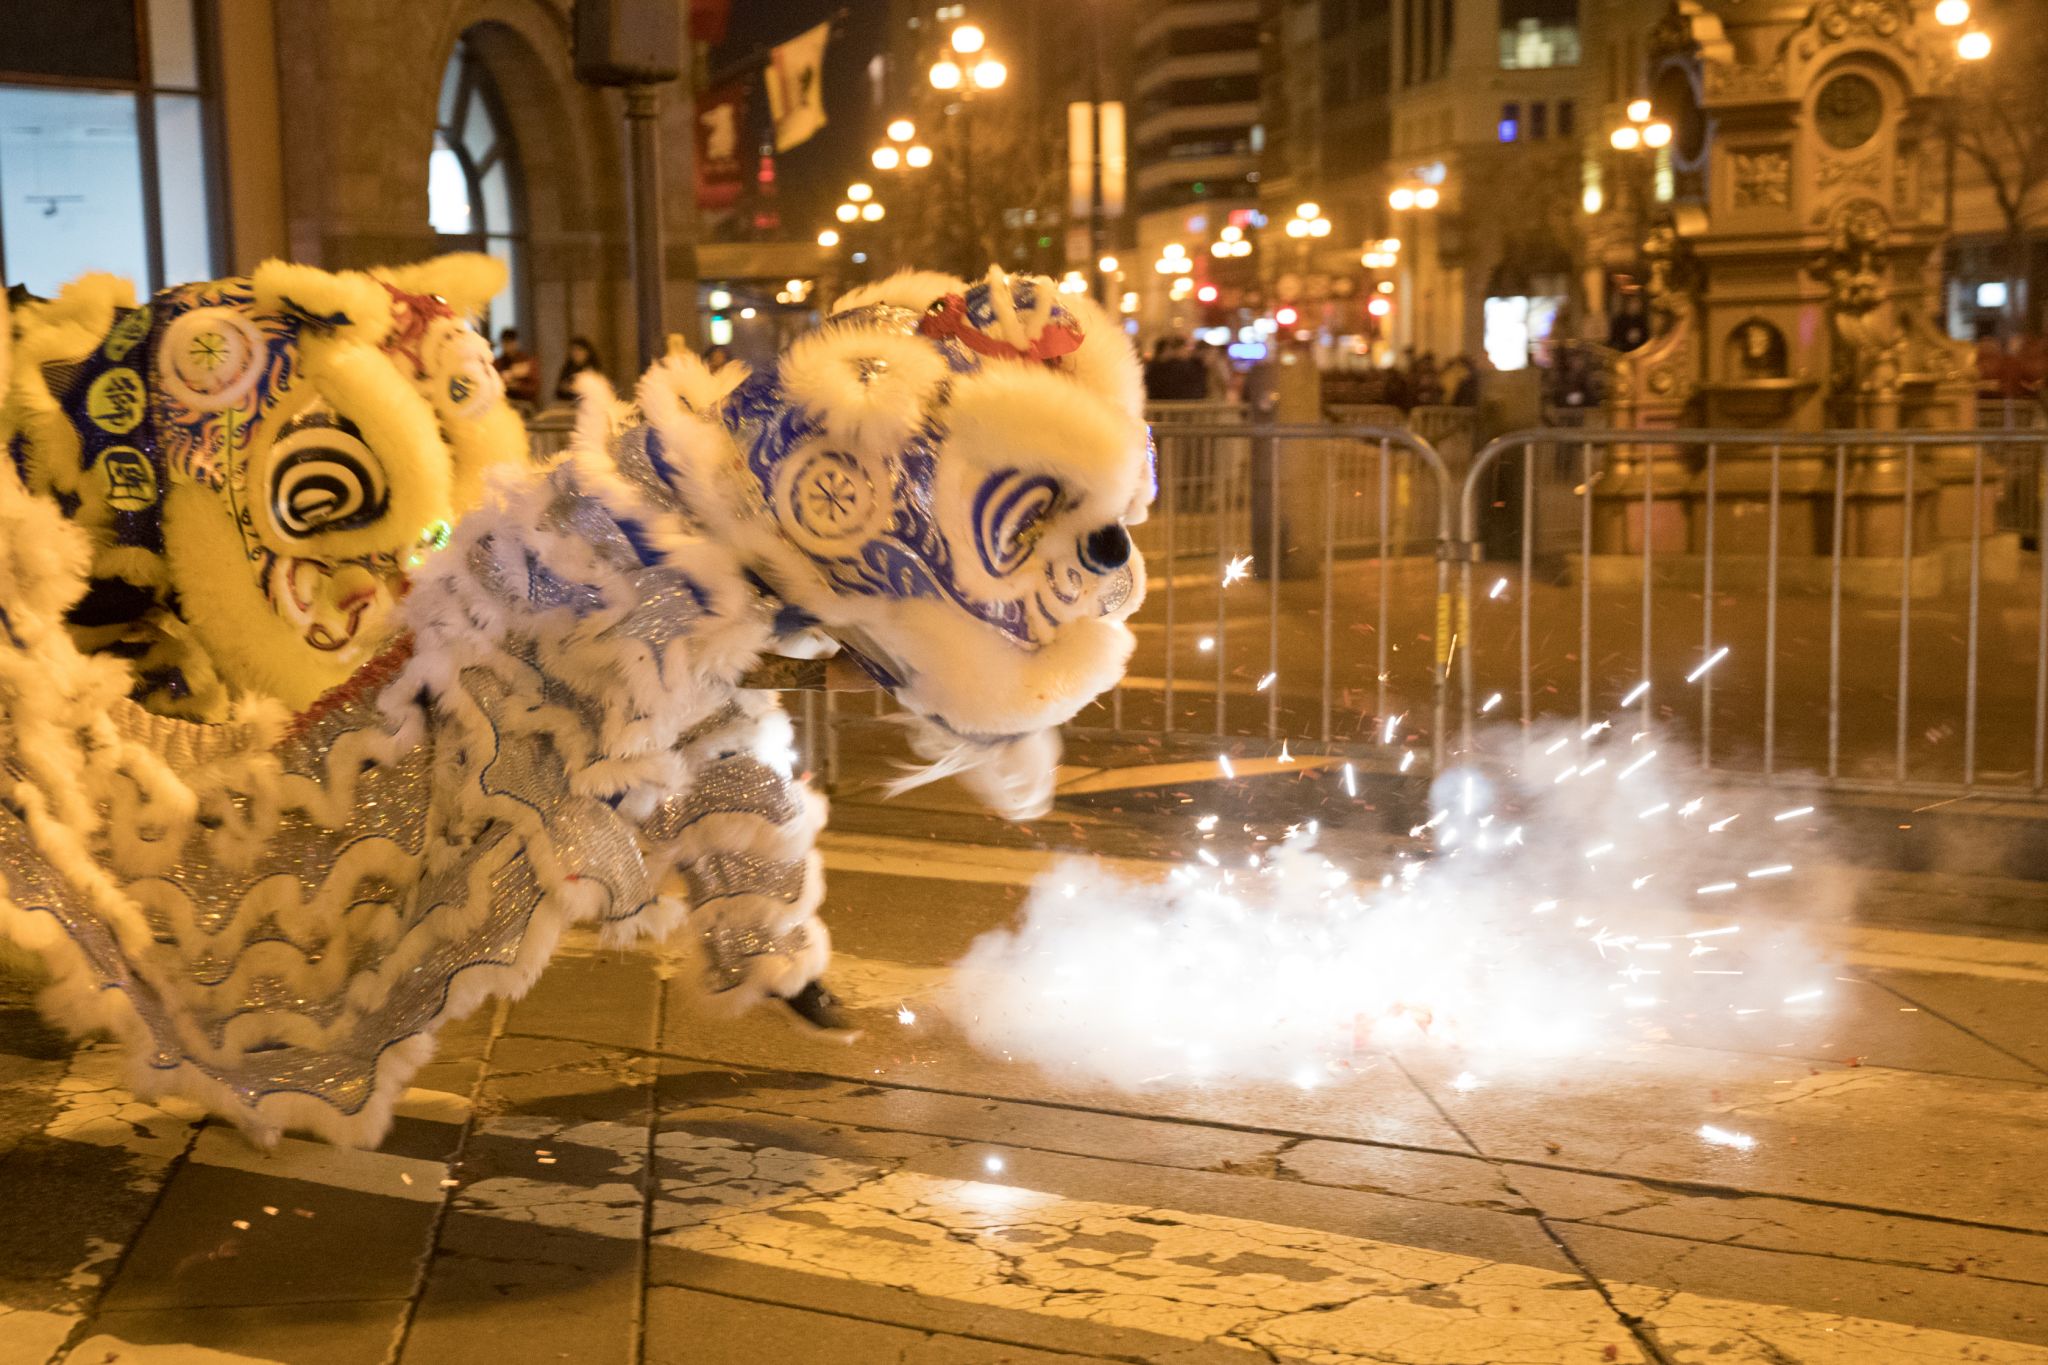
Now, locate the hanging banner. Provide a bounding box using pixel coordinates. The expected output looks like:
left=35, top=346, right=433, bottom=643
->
left=690, top=0, right=731, bottom=46
left=697, top=80, right=747, bottom=210
left=765, top=20, right=830, bottom=152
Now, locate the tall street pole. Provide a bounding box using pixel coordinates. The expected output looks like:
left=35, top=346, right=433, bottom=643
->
left=624, top=85, right=669, bottom=369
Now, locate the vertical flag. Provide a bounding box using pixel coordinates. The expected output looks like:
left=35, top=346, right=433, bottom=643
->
left=765, top=20, right=830, bottom=152
left=696, top=81, right=747, bottom=210
left=1066, top=102, right=1095, bottom=264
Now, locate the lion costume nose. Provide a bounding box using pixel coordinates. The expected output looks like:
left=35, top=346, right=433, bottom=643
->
left=1079, top=523, right=1132, bottom=572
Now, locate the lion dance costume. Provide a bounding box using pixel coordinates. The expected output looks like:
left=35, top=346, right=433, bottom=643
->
left=0, top=264, right=1150, bottom=1147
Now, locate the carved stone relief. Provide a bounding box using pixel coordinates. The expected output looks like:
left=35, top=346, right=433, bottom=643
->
left=1733, top=149, right=1792, bottom=208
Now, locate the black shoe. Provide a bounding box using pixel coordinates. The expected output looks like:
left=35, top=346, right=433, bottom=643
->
left=779, top=981, right=862, bottom=1041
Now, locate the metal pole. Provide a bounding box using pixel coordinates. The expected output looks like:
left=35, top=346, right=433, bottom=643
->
left=624, top=85, right=676, bottom=368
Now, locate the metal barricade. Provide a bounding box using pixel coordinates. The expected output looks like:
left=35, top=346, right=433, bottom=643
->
left=1455, top=428, right=2048, bottom=800
left=1073, top=423, right=1456, bottom=771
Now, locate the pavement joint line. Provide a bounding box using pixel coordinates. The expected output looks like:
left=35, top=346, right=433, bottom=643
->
left=598, top=1036, right=2048, bottom=1243
left=43, top=1065, right=208, bottom=1365
left=386, top=994, right=510, bottom=1362
left=634, top=939, right=674, bottom=1365
left=1863, top=973, right=2048, bottom=1082
left=649, top=1280, right=1170, bottom=1365
left=1385, top=1051, right=1680, bottom=1365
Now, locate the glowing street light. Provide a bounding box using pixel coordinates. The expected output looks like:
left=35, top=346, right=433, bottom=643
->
left=835, top=203, right=859, bottom=222
left=847, top=182, right=874, bottom=202
left=1389, top=186, right=1415, bottom=210
left=887, top=118, right=917, bottom=142
left=1413, top=186, right=1439, bottom=209
left=1625, top=98, right=1653, bottom=124
left=1296, top=201, right=1321, bottom=220
left=972, top=58, right=1007, bottom=88
left=951, top=23, right=986, bottom=54
left=1957, top=28, right=1991, bottom=59
left=860, top=201, right=885, bottom=222
left=929, top=59, right=962, bottom=90
left=1935, top=0, right=1969, bottom=25
left=1642, top=121, right=1673, bottom=149
left=1610, top=124, right=1643, bottom=151
left=1098, top=254, right=1119, bottom=273
left=906, top=144, right=933, bottom=168
left=818, top=228, right=840, bottom=247
left=872, top=145, right=901, bottom=170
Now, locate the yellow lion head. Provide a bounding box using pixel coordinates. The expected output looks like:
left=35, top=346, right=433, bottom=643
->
left=4, top=254, right=524, bottom=716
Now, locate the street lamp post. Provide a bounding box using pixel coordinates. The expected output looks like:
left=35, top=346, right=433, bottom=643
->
left=1387, top=179, right=1443, bottom=351
left=930, top=21, right=1007, bottom=275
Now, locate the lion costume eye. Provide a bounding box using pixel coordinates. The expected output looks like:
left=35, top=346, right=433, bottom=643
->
left=268, top=414, right=389, bottom=536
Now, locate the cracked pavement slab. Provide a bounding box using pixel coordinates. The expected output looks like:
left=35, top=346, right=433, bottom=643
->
left=648, top=1129, right=1646, bottom=1363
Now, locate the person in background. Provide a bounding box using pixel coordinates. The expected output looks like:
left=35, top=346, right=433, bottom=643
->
left=1411, top=352, right=1444, bottom=407
left=1142, top=338, right=1183, bottom=402
left=704, top=344, right=733, bottom=370
left=553, top=336, right=602, bottom=402
left=495, top=327, right=540, bottom=409
left=1443, top=353, right=1480, bottom=406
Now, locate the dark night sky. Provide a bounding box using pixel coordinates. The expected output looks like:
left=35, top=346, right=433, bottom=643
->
left=708, top=0, right=894, bottom=235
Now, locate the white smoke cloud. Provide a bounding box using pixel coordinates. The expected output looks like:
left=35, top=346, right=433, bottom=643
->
left=946, top=724, right=1847, bottom=1090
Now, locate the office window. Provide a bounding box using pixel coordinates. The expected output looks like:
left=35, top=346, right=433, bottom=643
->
left=1498, top=101, right=1520, bottom=143
left=1558, top=98, right=1576, bottom=136
left=1499, top=0, right=1580, bottom=69
left=1530, top=101, right=1548, bottom=139
left=0, top=0, right=221, bottom=294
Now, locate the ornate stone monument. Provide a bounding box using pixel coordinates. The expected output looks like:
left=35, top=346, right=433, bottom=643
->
left=1600, top=0, right=1985, bottom=590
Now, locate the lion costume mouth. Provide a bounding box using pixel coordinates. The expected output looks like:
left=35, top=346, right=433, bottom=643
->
left=269, top=556, right=389, bottom=653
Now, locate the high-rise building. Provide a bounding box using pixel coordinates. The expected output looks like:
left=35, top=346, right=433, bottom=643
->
left=1382, top=0, right=1591, bottom=367
left=1129, top=0, right=1263, bottom=331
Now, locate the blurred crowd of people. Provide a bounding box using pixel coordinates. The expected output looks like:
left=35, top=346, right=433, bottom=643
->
left=1141, top=335, right=1482, bottom=409
left=493, top=329, right=605, bottom=413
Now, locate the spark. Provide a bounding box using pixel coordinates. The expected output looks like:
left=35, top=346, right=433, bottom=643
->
left=1504, top=825, right=1524, bottom=845
left=1223, top=554, right=1254, bottom=586
left=1783, top=988, right=1824, bottom=1004
left=1773, top=805, right=1815, bottom=822
left=1620, top=680, right=1650, bottom=707
left=1383, top=712, right=1405, bottom=744
left=1582, top=721, right=1611, bottom=740
left=1198, top=635, right=1216, bottom=652
left=1489, top=577, right=1509, bottom=599
left=1584, top=843, right=1615, bottom=859
left=1342, top=763, right=1358, bottom=797
left=1218, top=754, right=1236, bottom=780
left=1544, top=738, right=1571, bottom=756
left=1686, top=646, right=1730, bottom=682
left=1698, top=1125, right=1757, bottom=1151
left=1683, top=926, right=1740, bottom=938
left=1197, top=814, right=1219, bottom=831
left=1277, top=741, right=1295, bottom=764
left=1399, top=750, right=1417, bottom=772
left=1554, top=765, right=1579, bottom=784
left=1679, top=798, right=1705, bottom=817
left=1449, top=1070, right=1483, bottom=1092
left=1532, top=899, right=1559, bottom=914
left=1582, top=758, right=1607, bottom=775
left=1696, top=881, right=1738, bottom=895
left=1481, top=692, right=1503, bottom=713
left=1618, top=750, right=1658, bottom=780
left=1707, top=814, right=1740, bottom=833
left=1257, top=672, right=1277, bottom=691
left=984, top=1154, right=1007, bottom=1173
left=1630, top=874, right=1654, bottom=889
left=1638, top=803, right=1670, bottom=819
left=1196, top=848, right=1220, bottom=867
left=1747, top=864, right=1793, bottom=879
left=897, top=1005, right=918, bottom=1025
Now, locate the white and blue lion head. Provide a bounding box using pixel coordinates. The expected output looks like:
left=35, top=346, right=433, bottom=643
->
left=621, top=268, right=1154, bottom=818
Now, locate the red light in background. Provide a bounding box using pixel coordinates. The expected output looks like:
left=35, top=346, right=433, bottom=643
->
left=1275, top=306, right=1299, bottom=325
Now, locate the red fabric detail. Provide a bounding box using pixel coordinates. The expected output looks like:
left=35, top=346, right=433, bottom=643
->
left=917, top=294, right=1085, bottom=363
left=285, top=633, right=416, bottom=744
left=378, top=283, right=454, bottom=380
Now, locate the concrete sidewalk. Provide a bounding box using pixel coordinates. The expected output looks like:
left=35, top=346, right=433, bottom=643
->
left=4, top=789, right=2048, bottom=1364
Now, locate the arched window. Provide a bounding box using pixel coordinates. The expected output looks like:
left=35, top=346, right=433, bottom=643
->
left=428, top=38, right=522, bottom=336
